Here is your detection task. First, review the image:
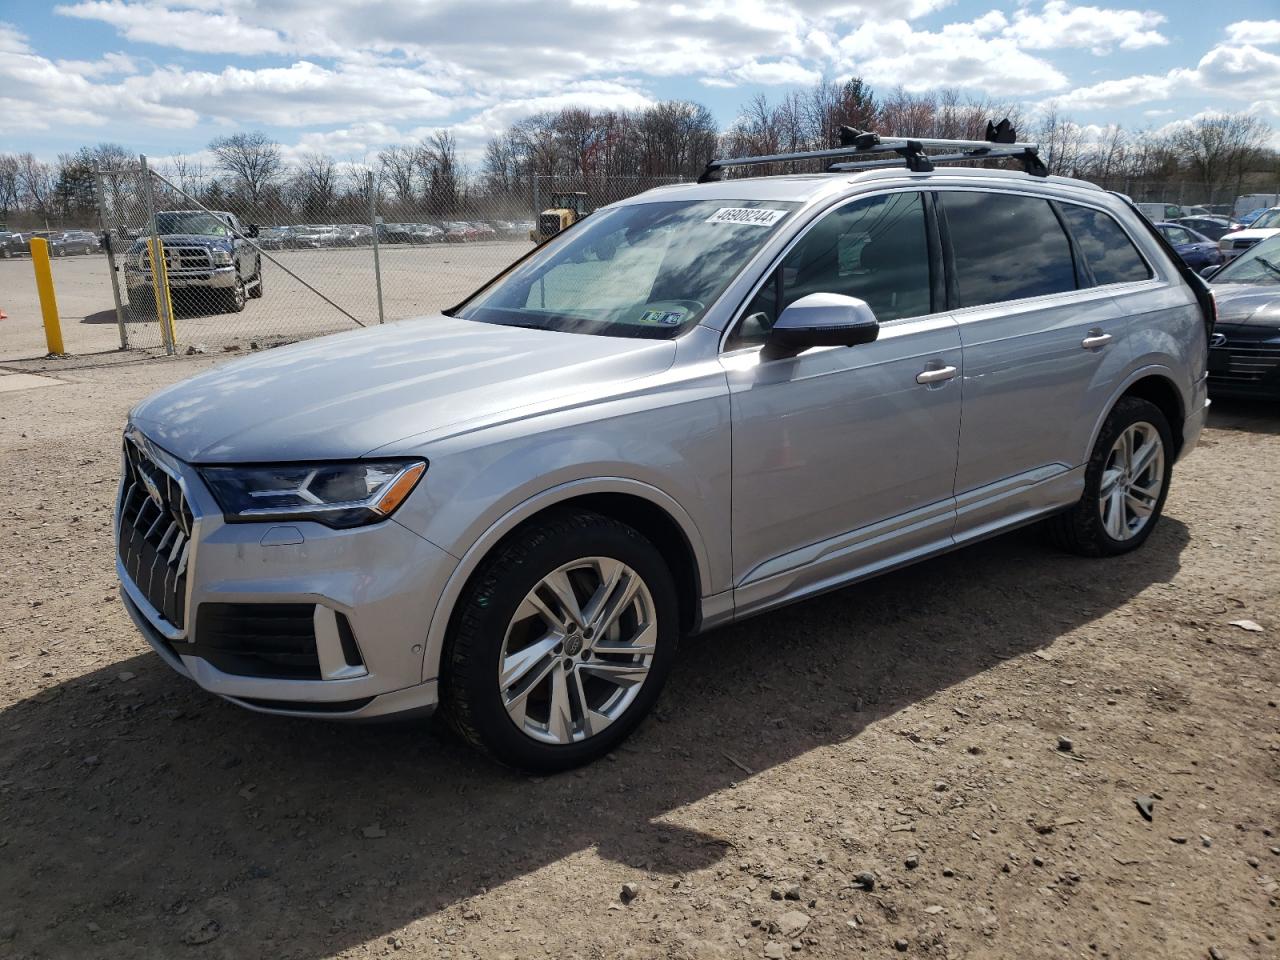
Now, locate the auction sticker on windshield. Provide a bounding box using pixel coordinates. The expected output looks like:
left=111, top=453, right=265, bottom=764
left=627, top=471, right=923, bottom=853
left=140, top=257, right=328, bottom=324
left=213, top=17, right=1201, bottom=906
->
left=706, top=207, right=789, bottom=226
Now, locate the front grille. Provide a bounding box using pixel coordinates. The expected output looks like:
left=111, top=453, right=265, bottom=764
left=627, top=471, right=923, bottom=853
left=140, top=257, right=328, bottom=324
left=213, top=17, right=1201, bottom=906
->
left=1231, top=238, right=1261, bottom=251
left=141, top=245, right=214, bottom=271
left=1211, top=343, right=1280, bottom=382
left=117, top=436, right=194, bottom=629
left=190, top=603, right=321, bottom=679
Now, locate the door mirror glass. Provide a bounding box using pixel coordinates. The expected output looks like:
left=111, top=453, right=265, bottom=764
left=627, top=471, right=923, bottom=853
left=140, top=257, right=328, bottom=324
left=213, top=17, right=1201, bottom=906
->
left=1199, top=264, right=1220, bottom=279
left=761, top=293, right=879, bottom=360
left=247, top=224, right=260, bottom=239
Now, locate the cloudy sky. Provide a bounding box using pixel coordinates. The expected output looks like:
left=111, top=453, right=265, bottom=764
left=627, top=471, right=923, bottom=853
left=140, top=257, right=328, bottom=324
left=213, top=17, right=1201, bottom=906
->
left=2, top=0, right=1278, bottom=165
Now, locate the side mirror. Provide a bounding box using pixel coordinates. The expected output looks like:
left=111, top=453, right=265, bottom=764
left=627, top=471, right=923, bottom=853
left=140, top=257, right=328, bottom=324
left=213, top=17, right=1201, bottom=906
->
left=247, top=224, right=260, bottom=239
left=761, top=293, right=880, bottom=361
left=1199, top=264, right=1220, bottom=279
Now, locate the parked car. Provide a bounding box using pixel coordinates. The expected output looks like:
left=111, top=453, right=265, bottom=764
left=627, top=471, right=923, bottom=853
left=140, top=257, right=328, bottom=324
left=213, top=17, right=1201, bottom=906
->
left=123, top=209, right=262, bottom=313
left=1154, top=222, right=1222, bottom=271
left=256, top=226, right=292, bottom=250
left=116, top=155, right=1212, bottom=769
left=4, top=230, right=50, bottom=255
left=442, top=220, right=474, bottom=242
left=1171, top=215, right=1231, bottom=242
left=0, top=231, right=16, bottom=258
left=52, top=230, right=101, bottom=256
left=409, top=224, right=445, bottom=244
left=1136, top=201, right=1183, bottom=221
left=291, top=226, right=339, bottom=249
left=377, top=222, right=417, bottom=244
left=1231, top=208, right=1269, bottom=230
left=467, top=221, right=498, bottom=241
left=1218, top=207, right=1280, bottom=261
left=1205, top=234, right=1280, bottom=400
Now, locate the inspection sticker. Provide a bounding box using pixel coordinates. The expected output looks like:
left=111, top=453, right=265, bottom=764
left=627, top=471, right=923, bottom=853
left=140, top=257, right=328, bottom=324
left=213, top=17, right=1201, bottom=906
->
left=705, top=207, right=788, bottom=226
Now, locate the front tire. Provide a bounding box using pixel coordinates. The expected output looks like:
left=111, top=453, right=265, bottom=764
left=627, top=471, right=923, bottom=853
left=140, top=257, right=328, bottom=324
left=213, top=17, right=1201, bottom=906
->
left=223, top=277, right=246, bottom=313
left=1047, top=396, right=1173, bottom=557
left=248, top=260, right=264, bottom=299
left=441, top=511, right=679, bottom=771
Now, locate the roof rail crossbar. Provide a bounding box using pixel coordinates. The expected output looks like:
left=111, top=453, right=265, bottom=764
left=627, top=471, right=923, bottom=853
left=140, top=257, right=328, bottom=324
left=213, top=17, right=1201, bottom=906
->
left=828, top=145, right=1048, bottom=177
left=698, top=120, right=1047, bottom=181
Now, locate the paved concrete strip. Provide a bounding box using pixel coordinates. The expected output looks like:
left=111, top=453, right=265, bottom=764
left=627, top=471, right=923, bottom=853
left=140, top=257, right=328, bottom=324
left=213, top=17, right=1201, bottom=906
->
left=0, top=372, right=66, bottom=393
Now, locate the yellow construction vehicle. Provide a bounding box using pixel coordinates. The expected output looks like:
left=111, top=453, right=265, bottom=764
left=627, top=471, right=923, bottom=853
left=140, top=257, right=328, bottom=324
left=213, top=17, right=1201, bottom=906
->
left=530, top=191, right=590, bottom=243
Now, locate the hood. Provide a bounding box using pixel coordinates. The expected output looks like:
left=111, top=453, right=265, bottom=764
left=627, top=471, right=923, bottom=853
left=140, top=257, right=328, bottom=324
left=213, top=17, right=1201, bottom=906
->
left=1211, top=284, right=1280, bottom=327
left=129, top=315, right=676, bottom=463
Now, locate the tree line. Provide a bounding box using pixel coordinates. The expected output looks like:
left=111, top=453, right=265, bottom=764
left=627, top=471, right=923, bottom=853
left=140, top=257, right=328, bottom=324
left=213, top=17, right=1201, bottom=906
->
left=2, top=78, right=1276, bottom=231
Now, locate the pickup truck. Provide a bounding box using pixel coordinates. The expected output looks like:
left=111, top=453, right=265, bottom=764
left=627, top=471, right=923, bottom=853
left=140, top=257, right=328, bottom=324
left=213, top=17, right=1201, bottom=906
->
left=124, top=209, right=263, bottom=313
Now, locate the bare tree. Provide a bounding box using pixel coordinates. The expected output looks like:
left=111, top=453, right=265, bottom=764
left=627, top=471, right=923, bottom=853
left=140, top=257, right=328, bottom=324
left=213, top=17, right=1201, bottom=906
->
left=1173, top=113, right=1271, bottom=196
left=377, top=145, right=417, bottom=205
left=208, top=131, right=282, bottom=206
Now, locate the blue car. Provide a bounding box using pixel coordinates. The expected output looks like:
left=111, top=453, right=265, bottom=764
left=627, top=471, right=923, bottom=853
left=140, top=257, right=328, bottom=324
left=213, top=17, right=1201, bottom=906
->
left=1155, top=222, right=1223, bottom=272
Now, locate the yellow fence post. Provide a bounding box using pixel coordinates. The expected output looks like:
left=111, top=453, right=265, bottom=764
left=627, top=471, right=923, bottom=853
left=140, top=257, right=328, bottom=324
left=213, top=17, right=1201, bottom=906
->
left=147, top=236, right=178, bottom=349
left=30, top=237, right=66, bottom=356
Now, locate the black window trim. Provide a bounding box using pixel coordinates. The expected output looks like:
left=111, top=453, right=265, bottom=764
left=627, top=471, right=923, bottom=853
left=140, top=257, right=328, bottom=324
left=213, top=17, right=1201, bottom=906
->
left=934, top=186, right=1160, bottom=313
left=719, top=186, right=944, bottom=354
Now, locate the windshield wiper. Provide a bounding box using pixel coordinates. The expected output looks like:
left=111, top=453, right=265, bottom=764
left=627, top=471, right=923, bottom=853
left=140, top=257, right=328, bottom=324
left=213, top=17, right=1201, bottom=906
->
left=1252, top=256, right=1280, bottom=280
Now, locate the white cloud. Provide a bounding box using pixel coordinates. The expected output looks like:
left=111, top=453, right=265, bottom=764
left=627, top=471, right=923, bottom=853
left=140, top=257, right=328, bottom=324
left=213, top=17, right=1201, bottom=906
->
left=1225, top=20, right=1280, bottom=46
left=55, top=1, right=291, bottom=56
left=836, top=15, right=1069, bottom=94
left=1004, top=1, right=1167, bottom=55
left=1050, top=42, right=1280, bottom=110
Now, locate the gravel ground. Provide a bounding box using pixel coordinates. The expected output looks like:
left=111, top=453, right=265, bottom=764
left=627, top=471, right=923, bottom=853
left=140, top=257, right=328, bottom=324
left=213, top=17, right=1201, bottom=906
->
left=0, top=242, right=528, bottom=362
left=0, top=355, right=1277, bottom=960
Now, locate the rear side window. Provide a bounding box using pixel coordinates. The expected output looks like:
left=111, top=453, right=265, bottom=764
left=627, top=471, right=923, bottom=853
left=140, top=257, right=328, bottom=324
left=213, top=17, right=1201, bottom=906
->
left=940, top=192, right=1076, bottom=307
left=1059, top=205, right=1152, bottom=286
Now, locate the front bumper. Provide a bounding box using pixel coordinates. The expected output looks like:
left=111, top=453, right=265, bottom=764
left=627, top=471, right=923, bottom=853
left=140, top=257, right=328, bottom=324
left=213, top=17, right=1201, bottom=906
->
left=125, top=265, right=237, bottom=290
left=114, top=433, right=456, bottom=719
left=1208, top=325, right=1280, bottom=400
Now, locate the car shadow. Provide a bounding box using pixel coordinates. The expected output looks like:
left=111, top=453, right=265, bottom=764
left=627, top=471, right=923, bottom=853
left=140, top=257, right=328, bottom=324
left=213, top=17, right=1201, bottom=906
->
left=1206, top=397, right=1279, bottom=435
left=0, top=519, right=1189, bottom=957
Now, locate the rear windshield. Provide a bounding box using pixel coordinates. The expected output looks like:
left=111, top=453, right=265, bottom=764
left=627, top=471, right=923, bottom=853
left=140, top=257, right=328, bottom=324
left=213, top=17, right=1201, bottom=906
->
left=454, top=199, right=798, bottom=338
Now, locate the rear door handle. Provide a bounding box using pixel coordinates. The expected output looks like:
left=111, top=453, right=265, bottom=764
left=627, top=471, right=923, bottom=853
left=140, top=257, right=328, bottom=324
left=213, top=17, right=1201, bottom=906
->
left=1081, top=331, right=1113, bottom=350
left=916, top=365, right=958, bottom=385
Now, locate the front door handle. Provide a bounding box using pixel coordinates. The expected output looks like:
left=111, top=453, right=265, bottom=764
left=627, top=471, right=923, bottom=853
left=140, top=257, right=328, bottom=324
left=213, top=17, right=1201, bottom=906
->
left=1081, top=330, right=1113, bottom=350
left=916, top=365, right=958, bottom=385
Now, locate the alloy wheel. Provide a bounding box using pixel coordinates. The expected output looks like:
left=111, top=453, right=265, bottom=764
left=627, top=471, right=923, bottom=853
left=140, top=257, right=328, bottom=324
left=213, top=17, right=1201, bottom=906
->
left=1098, top=421, right=1165, bottom=541
left=499, top=556, right=656, bottom=745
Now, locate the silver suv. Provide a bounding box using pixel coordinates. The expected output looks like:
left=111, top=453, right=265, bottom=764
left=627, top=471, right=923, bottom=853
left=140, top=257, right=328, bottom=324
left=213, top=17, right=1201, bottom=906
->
left=117, top=135, right=1212, bottom=769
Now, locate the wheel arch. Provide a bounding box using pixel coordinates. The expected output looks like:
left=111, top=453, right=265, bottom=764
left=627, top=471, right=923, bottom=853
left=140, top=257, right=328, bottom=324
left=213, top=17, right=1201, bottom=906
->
left=419, top=478, right=712, bottom=683
left=1085, top=366, right=1187, bottom=465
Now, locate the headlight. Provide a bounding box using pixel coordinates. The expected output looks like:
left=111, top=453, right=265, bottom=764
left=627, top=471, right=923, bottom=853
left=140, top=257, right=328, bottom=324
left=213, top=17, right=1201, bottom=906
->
left=199, top=460, right=427, bottom=529
left=210, top=248, right=233, bottom=265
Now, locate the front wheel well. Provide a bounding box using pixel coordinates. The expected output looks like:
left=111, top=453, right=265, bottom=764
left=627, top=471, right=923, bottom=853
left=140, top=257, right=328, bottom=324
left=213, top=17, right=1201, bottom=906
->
left=1120, top=375, right=1185, bottom=459
left=475, top=493, right=702, bottom=636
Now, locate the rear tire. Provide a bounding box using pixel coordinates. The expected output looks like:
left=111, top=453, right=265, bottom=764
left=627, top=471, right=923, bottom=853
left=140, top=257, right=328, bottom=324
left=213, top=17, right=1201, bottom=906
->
left=1047, top=397, right=1173, bottom=557
left=440, top=510, right=679, bottom=771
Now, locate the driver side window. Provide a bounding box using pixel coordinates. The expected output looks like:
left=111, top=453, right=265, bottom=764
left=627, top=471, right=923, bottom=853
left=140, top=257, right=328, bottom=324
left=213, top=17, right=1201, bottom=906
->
left=728, top=191, right=931, bottom=349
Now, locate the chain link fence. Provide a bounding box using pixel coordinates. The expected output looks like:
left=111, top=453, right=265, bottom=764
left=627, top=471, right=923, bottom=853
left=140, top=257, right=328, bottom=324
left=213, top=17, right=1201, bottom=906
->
left=85, top=162, right=686, bottom=356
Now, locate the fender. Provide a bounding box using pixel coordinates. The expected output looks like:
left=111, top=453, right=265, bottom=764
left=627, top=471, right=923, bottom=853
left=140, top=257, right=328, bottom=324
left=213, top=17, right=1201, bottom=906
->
left=1081, top=362, right=1183, bottom=465
left=418, top=476, right=715, bottom=682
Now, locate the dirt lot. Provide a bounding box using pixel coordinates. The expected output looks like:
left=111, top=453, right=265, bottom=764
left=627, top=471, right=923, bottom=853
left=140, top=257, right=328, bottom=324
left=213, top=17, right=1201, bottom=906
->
left=0, top=242, right=528, bottom=362
left=0, top=356, right=1277, bottom=960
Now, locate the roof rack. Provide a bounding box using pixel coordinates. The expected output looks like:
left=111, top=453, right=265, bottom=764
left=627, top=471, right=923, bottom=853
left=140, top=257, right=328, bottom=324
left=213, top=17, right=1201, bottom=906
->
left=698, top=119, right=1048, bottom=183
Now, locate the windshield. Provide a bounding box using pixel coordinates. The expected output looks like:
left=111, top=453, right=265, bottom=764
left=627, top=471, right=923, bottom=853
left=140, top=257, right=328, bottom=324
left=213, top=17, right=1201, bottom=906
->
left=154, top=211, right=231, bottom=237
left=1215, top=235, right=1280, bottom=285
left=1249, top=209, right=1280, bottom=230
left=455, top=199, right=798, bottom=338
